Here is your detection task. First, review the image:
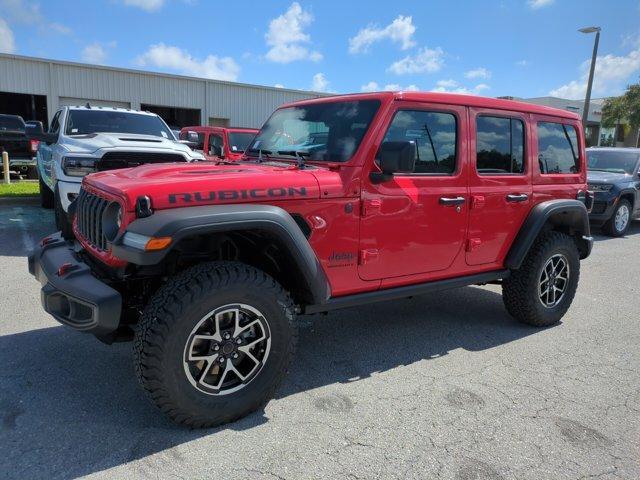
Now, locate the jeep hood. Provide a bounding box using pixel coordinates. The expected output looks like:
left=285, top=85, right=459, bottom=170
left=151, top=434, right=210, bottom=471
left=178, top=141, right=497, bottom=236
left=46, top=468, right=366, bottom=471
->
left=83, top=161, right=343, bottom=210
left=587, top=170, right=630, bottom=183
left=63, top=132, right=200, bottom=158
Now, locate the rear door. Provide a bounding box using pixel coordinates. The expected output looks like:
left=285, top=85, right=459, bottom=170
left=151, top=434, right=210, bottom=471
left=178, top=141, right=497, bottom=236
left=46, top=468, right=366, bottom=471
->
left=466, top=108, right=532, bottom=265
left=358, top=102, right=469, bottom=280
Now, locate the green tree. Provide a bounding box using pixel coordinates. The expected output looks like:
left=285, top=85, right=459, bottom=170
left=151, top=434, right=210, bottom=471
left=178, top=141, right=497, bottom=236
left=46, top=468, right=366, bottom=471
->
left=601, top=79, right=640, bottom=147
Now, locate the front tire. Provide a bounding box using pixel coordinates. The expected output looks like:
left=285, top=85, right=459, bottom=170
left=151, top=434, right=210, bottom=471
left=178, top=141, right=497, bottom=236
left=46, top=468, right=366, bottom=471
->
left=134, top=261, right=297, bottom=428
left=503, top=231, right=580, bottom=327
left=603, top=199, right=631, bottom=237
left=39, top=176, right=54, bottom=209
left=54, top=186, right=74, bottom=240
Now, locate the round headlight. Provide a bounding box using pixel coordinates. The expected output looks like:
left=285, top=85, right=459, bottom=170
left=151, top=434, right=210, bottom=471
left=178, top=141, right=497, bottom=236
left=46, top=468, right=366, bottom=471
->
left=102, top=202, right=123, bottom=242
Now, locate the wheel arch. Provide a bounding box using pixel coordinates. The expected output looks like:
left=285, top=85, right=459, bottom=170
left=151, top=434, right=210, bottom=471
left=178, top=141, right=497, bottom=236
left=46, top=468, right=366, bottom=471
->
left=505, top=199, right=592, bottom=270
left=618, top=191, right=635, bottom=210
left=112, top=204, right=330, bottom=306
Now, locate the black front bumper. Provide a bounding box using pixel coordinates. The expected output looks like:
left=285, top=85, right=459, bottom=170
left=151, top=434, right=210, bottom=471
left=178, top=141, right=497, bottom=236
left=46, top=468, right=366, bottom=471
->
left=28, top=234, right=122, bottom=336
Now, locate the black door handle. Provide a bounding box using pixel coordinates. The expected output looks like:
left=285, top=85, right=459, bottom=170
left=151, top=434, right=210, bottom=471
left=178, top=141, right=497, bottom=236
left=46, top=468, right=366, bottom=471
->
left=439, top=196, right=466, bottom=206
left=506, top=193, right=529, bottom=203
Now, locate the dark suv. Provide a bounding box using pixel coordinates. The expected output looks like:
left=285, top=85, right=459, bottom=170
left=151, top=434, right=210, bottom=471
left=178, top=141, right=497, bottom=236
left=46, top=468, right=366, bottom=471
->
left=586, top=147, right=640, bottom=236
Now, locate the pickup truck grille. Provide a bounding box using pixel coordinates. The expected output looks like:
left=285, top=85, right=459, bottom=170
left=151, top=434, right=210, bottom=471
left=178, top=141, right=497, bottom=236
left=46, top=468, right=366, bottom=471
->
left=96, top=151, right=186, bottom=171
left=75, top=189, right=110, bottom=251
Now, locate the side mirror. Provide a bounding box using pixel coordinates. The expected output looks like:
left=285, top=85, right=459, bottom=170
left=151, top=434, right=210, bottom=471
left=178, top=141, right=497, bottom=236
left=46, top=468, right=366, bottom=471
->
left=25, top=121, right=57, bottom=144
left=371, top=141, right=416, bottom=183
left=186, top=131, right=199, bottom=144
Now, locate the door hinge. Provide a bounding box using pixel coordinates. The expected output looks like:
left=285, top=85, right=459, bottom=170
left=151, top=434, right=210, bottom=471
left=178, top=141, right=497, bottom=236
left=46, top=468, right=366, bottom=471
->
left=361, top=199, right=381, bottom=217
left=359, top=248, right=379, bottom=265
left=466, top=238, right=482, bottom=252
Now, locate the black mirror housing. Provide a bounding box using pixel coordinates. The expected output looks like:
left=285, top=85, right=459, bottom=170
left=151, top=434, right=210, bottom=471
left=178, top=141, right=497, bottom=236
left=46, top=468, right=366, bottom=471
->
left=377, top=141, right=417, bottom=174
left=25, top=122, right=57, bottom=144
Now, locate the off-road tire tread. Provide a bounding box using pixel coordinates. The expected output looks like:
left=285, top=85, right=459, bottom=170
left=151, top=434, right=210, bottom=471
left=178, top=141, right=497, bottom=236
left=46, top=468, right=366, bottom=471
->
left=503, top=231, right=579, bottom=327
left=133, top=261, right=297, bottom=428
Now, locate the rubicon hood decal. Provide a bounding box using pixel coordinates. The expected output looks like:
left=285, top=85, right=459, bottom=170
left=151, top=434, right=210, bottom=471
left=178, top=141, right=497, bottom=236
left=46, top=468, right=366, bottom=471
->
left=169, top=186, right=308, bottom=204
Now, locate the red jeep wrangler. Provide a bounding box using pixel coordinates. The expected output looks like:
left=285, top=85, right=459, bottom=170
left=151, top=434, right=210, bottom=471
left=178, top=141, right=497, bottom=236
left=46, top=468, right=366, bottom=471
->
left=179, top=126, right=258, bottom=161
left=29, top=92, right=593, bottom=427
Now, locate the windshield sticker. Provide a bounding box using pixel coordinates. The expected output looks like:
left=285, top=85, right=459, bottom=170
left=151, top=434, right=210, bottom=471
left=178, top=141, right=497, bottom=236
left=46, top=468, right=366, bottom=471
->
left=231, top=146, right=237, bottom=151
left=160, top=131, right=168, bottom=138
left=71, top=128, right=79, bottom=133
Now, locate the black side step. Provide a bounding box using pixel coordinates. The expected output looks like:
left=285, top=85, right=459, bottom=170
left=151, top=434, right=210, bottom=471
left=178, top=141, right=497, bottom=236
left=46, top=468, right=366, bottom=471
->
left=303, top=269, right=509, bottom=314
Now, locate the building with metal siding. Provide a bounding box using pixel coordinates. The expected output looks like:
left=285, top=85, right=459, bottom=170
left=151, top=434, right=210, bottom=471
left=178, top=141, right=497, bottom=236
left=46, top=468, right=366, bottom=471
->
left=0, top=53, right=323, bottom=129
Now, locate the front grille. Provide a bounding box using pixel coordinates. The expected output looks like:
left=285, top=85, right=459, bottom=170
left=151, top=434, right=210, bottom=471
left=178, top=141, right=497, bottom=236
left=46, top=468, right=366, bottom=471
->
left=96, top=151, right=186, bottom=171
left=591, top=201, right=607, bottom=214
left=76, top=189, right=110, bottom=251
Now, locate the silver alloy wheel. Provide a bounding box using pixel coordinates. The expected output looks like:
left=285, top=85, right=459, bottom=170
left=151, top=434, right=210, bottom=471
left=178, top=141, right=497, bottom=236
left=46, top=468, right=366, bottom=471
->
left=183, top=304, right=271, bottom=396
left=615, top=204, right=630, bottom=233
left=538, top=254, right=570, bottom=309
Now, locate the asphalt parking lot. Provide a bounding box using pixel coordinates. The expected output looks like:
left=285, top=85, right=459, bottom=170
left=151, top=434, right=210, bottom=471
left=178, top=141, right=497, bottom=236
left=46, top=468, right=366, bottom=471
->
left=0, top=203, right=639, bottom=480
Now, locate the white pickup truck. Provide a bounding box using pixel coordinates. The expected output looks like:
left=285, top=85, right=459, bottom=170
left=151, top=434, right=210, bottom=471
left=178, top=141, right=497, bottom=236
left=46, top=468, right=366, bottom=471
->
left=27, top=105, right=204, bottom=236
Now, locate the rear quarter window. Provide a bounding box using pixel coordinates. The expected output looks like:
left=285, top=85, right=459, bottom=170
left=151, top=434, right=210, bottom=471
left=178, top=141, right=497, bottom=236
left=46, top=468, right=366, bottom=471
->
left=537, top=122, right=580, bottom=174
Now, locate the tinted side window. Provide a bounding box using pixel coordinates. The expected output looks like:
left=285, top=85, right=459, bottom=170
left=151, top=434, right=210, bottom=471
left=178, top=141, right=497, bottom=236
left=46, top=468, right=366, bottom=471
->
left=49, top=111, right=61, bottom=134
left=537, top=122, right=579, bottom=174
left=476, top=116, right=525, bottom=174
left=382, top=110, right=457, bottom=174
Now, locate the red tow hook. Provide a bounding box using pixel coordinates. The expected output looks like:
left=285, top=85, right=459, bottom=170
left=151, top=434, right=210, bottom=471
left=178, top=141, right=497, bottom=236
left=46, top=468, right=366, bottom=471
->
left=41, top=236, right=56, bottom=247
left=57, top=262, right=78, bottom=277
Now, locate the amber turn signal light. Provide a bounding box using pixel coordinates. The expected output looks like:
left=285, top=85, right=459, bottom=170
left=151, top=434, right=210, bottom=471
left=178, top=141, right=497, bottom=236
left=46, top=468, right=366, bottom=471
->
left=144, top=236, right=172, bottom=251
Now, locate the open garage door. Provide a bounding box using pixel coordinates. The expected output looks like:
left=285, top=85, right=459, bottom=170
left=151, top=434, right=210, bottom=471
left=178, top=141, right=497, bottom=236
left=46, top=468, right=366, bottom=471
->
left=0, top=91, right=48, bottom=128
left=59, top=97, right=131, bottom=109
left=141, top=104, right=201, bottom=129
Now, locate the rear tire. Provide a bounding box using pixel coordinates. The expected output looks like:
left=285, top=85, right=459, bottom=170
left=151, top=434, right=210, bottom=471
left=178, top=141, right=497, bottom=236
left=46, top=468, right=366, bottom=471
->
left=39, top=176, right=54, bottom=209
left=54, top=186, right=74, bottom=239
left=134, top=261, right=297, bottom=428
left=502, top=231, right=580, bottom=327
left=603, top=199, right=631, bottom=237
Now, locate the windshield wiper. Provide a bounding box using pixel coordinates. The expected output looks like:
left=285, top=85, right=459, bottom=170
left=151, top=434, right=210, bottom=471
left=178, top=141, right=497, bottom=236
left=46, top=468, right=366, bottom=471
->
left=277, top=150, right=309, bottom=169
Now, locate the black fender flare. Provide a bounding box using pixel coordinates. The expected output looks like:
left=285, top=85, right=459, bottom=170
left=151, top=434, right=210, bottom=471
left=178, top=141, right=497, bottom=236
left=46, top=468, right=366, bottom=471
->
left=111, top=204, right=330, bottom=304
left=505, top=199, right=592, bottom=270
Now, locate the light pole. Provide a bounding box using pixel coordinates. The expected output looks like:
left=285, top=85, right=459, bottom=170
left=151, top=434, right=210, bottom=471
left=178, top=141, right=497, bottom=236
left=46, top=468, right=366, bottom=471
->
left=579, top=26, right=601, bottom=129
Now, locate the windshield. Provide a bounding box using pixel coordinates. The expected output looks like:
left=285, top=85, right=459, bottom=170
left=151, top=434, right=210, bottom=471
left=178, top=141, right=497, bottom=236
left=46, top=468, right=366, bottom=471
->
left=587, top=150, right=639, bottom=175
left=228, top=132, right=256, bottom=153
left=248, top=99, right=381, bottom=162
left=65, top=110, right=173, bottom=138
left=0, top=115, right=25, bottom=132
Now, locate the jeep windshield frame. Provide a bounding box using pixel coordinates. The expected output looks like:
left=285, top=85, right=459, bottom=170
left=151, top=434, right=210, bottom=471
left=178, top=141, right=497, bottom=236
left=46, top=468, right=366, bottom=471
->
left=247, top=99, right=381, bottom=163
left=64, top=110, right=173, bottom=138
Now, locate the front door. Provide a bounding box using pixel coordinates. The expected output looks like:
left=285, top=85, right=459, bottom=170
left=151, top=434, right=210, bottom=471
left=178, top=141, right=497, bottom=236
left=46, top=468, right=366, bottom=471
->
left=466, top=108, right=532, bottom=265
left=358, top=103, right=469, bottom=281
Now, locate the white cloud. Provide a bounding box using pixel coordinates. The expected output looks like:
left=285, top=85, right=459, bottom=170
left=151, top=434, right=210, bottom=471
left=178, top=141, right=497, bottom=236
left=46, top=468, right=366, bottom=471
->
left=515, top=59, right=530, bottom=67
left=549, top=47, right=640, bottom=99
left=265, top=2, right=322, bottom=64
left=311, top=72, right=329, bottom=92
left=274, top=83, right=285, bottom=88
left=360, top=81, right=419, bottom=92
left=465, top=67, right=491, bottom=79
left=349, top=15, right=416, bottom=54
left=527, top=0, right=554, bottom=9
left=388, top=47, right=444, bottom=75
left=0, top=18, right=15, bottom=53
left=135, top=43, right=240, bottom=81
left=0, top=0, right=71, bottom=34
left=432, top=79, right=490, bottom=95
left=122, top=0, right=164, bottom=11
left=81, top=41, right=116, bottom=65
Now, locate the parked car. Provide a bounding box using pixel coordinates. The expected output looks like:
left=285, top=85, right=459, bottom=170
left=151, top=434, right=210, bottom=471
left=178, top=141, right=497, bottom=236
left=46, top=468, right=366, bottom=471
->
left=27, top=105, right=204, bottom=237
left=0, top=114, right=38, bottom=178
left=179, top=126, right=258, bottom=161
left=586, top=147, right=640, bottom=236
left=29, top=92, right=593, bottom=428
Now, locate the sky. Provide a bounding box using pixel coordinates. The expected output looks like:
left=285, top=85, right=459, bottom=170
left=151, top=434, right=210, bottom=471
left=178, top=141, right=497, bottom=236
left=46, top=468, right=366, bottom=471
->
left=1, top=0, right=639, bottom=100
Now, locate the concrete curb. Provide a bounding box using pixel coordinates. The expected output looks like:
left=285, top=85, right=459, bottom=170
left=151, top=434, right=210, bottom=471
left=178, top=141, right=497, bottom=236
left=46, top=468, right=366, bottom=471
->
left=0, top=196, right=41, bottom=206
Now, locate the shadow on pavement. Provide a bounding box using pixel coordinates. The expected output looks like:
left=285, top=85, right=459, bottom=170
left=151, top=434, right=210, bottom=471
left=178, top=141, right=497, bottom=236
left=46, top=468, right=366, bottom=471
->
left=0, top=286, right=544, bottom=478
left=592, top=219, right=640, bottom=242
